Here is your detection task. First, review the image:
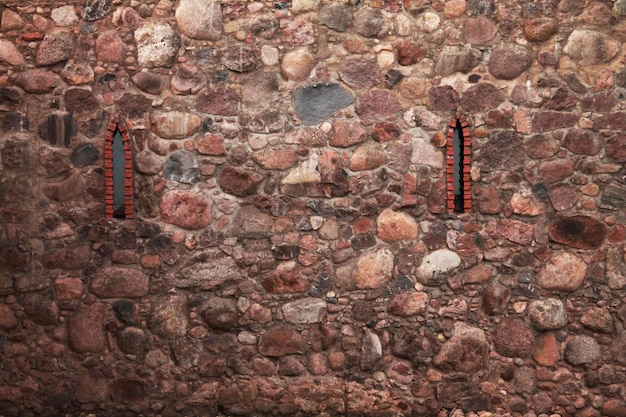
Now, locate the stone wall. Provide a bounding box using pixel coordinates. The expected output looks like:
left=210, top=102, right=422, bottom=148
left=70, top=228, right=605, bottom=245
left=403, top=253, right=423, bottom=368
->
left=1, top=0, right=626, bottom=416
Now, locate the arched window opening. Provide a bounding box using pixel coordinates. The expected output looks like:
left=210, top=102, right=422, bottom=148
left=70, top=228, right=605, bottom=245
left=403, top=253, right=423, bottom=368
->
left=446, top=113, right=472, bottom=214
left=104, top=115, right=134, bottom=219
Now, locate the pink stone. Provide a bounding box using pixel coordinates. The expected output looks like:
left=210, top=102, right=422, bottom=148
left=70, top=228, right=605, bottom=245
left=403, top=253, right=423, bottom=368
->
left=523, top=18, right=558, bottom=42
left=388, top=292, right=428, bottom=316
left=258, top=325, right=306, bottom=357
left=464, top=264, right=493, bottom=284
left=536, top=252, right=587, bottom=292
left=350, top=143, right=385, bottom=171
left=96, top=31, right=125, bottom=62
left=12, top=69, right=58, bottom=93
left=538, top=159, right=574, bottom=183
left=91, top=267, right=150, bottom=298
left=54, top=277, right=83, bottom=301
left=330, top=120, right=367, bottom=147
left=377, top=208, right=418, bottom=242
left=353, top=248, right=394, bottom=289
left=171, top=63, right=207, bottom=95
left=355, top=90, right=402, bottom=120
left=486, top=219, right=534, bottom=245
left=253, top=147, right=298, bottom=170
left=219, top=166, right=263, bottom=197
left=493, top=318, right=535, bottom=358
left=533, top=332, right=559, bottom=367
left=160, top=190, right=212, bottom=229
left=461, top=83, right=504, bottom=113
left=549, top=184, right=579, bottom=211
left=478, top=186, right=500, bottom=214
left=482, top=281, right=511, bottom=315
left=197, top=134, right=225, bottom=155
left=68, top=304, right=107, bottom=353
left=464, top=16, right=498, bottom=44
left=338, top=58, right=382, bottom=90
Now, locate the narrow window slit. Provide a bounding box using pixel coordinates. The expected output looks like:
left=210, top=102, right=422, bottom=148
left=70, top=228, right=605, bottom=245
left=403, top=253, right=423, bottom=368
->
left=105, top=115, right=134, bottom=219
left=446, top=113, right=472, bottom=214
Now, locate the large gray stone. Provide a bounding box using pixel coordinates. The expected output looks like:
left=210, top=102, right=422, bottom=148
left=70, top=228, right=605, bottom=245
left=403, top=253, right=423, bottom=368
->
left=164, top=151, right=201, bottom=184
left=294, top=84, right=354, bottom=125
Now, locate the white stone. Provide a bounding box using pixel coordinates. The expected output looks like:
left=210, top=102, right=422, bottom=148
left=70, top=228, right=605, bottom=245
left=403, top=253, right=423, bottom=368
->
left=410, top=135, right=443, bottom=168
left=0, top=39, right=24, bottom=65
left=282, top=156, right=321, bottom=185
left=282, top=298, right=327, bottom=323
left=51, top=6, right=79, bottom=26
left=416, top=12, right=440, bottom=32
left=238, top=330, right=257, bottom=345
left=261, top=45, right=279, bottom=66
left=281, top=49, right=316, bottom=81
left=416, top=249, right=461, bottom=284
left=292, top=0, right=321, bottom=14
left=134, top=22, right=179, bottom=68
left=377, top=50, right=395, bottom=68
left=395, top=14, right=413, bottom=36
left=175, top=0, right=222, bottom=40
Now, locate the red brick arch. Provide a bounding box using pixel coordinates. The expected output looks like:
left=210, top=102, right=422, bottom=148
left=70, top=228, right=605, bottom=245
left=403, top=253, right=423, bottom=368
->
left=104, top=115, right=134, bottom=219
left=446, top=112, right=472, bottom=213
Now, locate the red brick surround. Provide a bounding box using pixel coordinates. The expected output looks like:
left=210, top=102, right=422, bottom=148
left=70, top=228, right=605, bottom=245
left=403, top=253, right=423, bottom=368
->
left=104, top=115, right=134, bottom=219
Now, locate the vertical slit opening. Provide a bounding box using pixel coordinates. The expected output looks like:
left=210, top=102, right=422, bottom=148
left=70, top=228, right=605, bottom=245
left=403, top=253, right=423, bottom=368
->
left=453, top=120, right=465, bottom=213
left=112, top=129, right=126, bottom=219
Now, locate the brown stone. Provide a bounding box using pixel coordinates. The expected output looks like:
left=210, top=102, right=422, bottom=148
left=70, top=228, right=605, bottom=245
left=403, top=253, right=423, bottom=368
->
left=532, top=112, right=578, bottom=132
left=434, top=323, right=490, bottom=373
left=602, top=400, right=626, bottom=417
left=549, top=184, right=579, bottom=212
left=160, top=191, right=212, bottom=230
left=533, top=332, right=559, bottom=367
left=593, top=112, right=626, bottom=130
left=524, top=18, right=558, bottom=42
left=488, top=43, right=531, bottom=80
left=564, top=30, right=621, bottom=65
left=478, top=186, right=500, bottom=214
left=464, top=264, right=493, bottom=284
left=546, top=87, right=577, bottom=111
left=493, top=318, right=535, bottom=358
left=482, top=281, right=511, bottom=315
left=132, top=71, right=167, bottom=95
left=287, top=127, right=327, bottom=147
left=151, top=111, right=201, bottom=139
left=388, top=292, right=428, bottom=316
left=349, top=143, right=385, bottom=171
left=486, top=219, right=534, bottom=245
left=562, top=129, right=601, bottom=155
left=479, top=131, right=524, bottom=173
left=464, top=16, right=498, bottom=44
left=281, top=49, right=316, bottom=81
left=258, top=325, right=306, bottom=357
left=221, top=45, right=258, bottom=72
left=581, top=91, right=617, bottom=113
left=171, top=63, right=207, bottom=95
left=353, top=248, right=394, bottom=289
left=394, top=39, right=426, bottom=66
left=150, top=295, right=188, bottom=339
left=1, top=9, right=25, bottom=31
left=461, top=83, right=504, bottom=113
left=0, top=304, right=17, bottom=329
left=36, top=29, right=74, bottom=66
left=548, top=216, right=607, bottom=249
left=353, top=7, right=390, bottom=38
left=580, top=307, right=614, bottom=333
left=538, top=159, right=574, bottom=183
left=91, top=267, right=150, bottom=298
left=13, top=69, right=59, bottom=93
left=338, top=58, right=381, bottom=90
left=68, top=304, right=107, bottom=353
left=376, top=209, right=418, bottom=242
left=196, top=86, right=239, bottom=116
left=262, top=261, right=309, bottom=293
left=64, top=88, right=99, bottom=116
left=564, top=335, right=601, bottom=365
left=96, top=31, right=125, bottom=62
left=536, top=252, right=587, bottom=292
left=219, top=166, right=263, bottom=197
left=605, top=133, right=626, bottom=163
left=253, top=147, right=298, bottom=170
left=42, top=172, right=84, bottom=202
left=198, top=134, right=225, bottom=155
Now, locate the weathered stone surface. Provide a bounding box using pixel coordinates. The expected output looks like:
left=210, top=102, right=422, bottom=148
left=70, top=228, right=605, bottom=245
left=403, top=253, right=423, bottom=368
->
left=150, top=295, right=188, bottom=339
left=536, top=252, right=587, bottom=292
left=221, top=46, right=258, bottom=72
left=565, top=335, right=602, bottom=366
left=549, top=184, right=579, bottom=212
left=434, top=46, right=481, bottom=76
left=529, top=298, right=567, bottom=330
left=219, top=166, right=263, bottom=197
left=523, top=134, right=558, bottom=159
left=548, top=216, right=607, bottom=249
left=581, top=307, right=614, bottom=333
left=479, top=131, right=524, bottom=172
left=171, top=64, right=206, bottom=95
left=434, top=323, right=490, bottom=373
left=339, top=58, right=381, bottom=90
left=606, top=247, right=626, bottom=290
left=13, top=69, right=59, bottom=94
left=68, top=304, right=106, bottom=353
left=602, top=400, right=626, bottom=417
left=294, top=84, right=354, bottom=125
left=258, top=325, right=306, bottom=357
left=196, top=86, right=239, bottom=116
left=51, top=5, right=79, bottom=26
left=282, top=298, right=326, bottom=324
left=538, top=159, right=574, bottom=183
left=416, top=249, right=461, bottom=284
left=564, top=30, right=621, bottom=65
left=36, top=29, right=74, bottom=66
left=134, top=22, right=180, bottom=67
left=355, top=90, right=402, bottom=119
left=91, top=267, right=149, bottom=298
left=329, top=120, right=366, bottom=148
left=593, top=112, right=626, bottom=130
left=394, top=39, right=426, bottom=66
left=353, top=7, right=390, bottom=38
left=176, top=0, right=222, bottom=40
left=488, top=43, right=531, bottom=80
left=524, top=18, right=558, bottom=42
left=262, top=261, right=309, bottom=294
left=0, top=39, right=24, bottom=65
left=132, top=71, right=167, bottom=95
left=151, top=111, right=201, bottom=139
left=354, top=248, right=394, bottom=289
left=23, top=293, right=58, bottom=325
left=563, top=129, right=601, bottom=155
left=349, top=143, right=385, bottom=171
left=253, top=147, right=298, bottom=170
left=605, top=134, right=626, bottom=163
left=96, top=31, right=125, bottom=62
left=0, top=304, right=18, bottom=329
left=388, top=292, right=428, bottom=316
left=42, top=172, right=84, bottom=202
left=170, top=255, right=241, bottom=290
left=82, top=0, right=111, bottom=21
left=493, top=318, right=534, bottom=358
left=376, top=209, right=418, bottom=242
left=164, top=151, right=200, bottom=184
left=461, top=83, right=504, bottom=113
left=199, top=297, right=238, bottom=330
left=160, top=191, right=212, bottom=229
left=482, top=281, right=511, bottom=315
left=1, top=9, right=25, bottom=31
left=429, top=86, right=459, bottom=111
left=320, top=3, right=352, bottom=32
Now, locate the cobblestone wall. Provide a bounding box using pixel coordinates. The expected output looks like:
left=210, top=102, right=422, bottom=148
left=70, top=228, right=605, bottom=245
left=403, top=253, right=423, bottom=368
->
left=1, top=0, right=626, bottom=416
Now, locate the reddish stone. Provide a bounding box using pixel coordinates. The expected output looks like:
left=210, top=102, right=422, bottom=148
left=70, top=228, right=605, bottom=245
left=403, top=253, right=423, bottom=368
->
left=262, top=261, right=309, bottom=293
left=426, top=180, right=446, bottom=214
left=461, top=83, right=504, bottom=113
left=75, top=374, right=109, bottom=403
left=197, top=134, right=225, bottom=155
left=549, top=184, right=578, bottom=211
left=171, top=63, right=207, bottom=95
left=538, top=159, right=574, bottom=183
left=279, top=17, right=315, bottom=46
left=353, top=248, right=394, bottom=289
left=524, top=18, right=559, bottom=42
left=258, top=325, right=306, bottom=357
left=532, top=112, right=578, bottom=132
left=36, top=29, right=74, bottom=66
left=287, top=127, right=326, bottom=147
left=220, top=45, right=258, bottom=72
left=605, top=133, right=626, bottom=163
left=0, top=304, right=17, bottom=329
left=562, top=129, right=601, bottom=155
left=464, top=16, right=498, bottom=45
left=486, top=219, right=534, bottom=245
left=394, top=38, right=426, bottom=66
left=581, top=91, right=618, bottom=113
left=196, top=86, right=240, bottom=116
left=96, top=30, right=125, bottom=62
left=355, top=90, right=402, bottom=119
left=54, top=277, right=83, bottom=301
left=329, top=120, right=367, bottom=147
left=377, top=209, right=418, bottom=242
left=536, top=252, right=587, bottom=292
left=582, top=2, right=613, bottom=25
left=150, top=295, right=188, bottom=339
left=602, top=400, right=626, bottom=417
left=160, top=190, right=212, bottom=229
left=219, top=166, right=263, bottom=197
left=479, top=131, right=524, bottom=173
left=428, top=85, right=460, bottom=111
left=564, top=335, right=601, bottom=365
left=91, top=267, right=150, bottom=298
left=253, top=147, right=298, bottom=170
left=64, top=88, right=99, bottom=116
left=110, top=379, right=145, bottom=402
left=388, top=292, right=429, bottom=316
left=68, top=304, right=107, bottom=353
left=401, top=173, right=418, bottom=207
left=546, top=87, right=577, bottom=110
left=548, top=215, right=607, bottom=249
left=13, top=69, right=59, bottom=93
left=532, top=332, right=559, bottom=367
left=580, top=307, right=614, bottom=333
left=482, top=281, right=511, bottom=315
left=464, top=264, right=492, bottom=284
left=350, top=143, right=385, bottom=171
left=478, top=186, right=500, bottom=214
left=493, top=318, right=535, bottom=358
left=338, top=58, right=382, bottom=90
left=132, top=71, right=167, bottom=95
left=434, top=323, right=489, bottom=373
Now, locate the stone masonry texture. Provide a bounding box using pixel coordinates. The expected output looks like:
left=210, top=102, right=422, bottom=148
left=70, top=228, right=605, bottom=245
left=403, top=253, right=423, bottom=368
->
left=0, top=0, right=626, bottom=416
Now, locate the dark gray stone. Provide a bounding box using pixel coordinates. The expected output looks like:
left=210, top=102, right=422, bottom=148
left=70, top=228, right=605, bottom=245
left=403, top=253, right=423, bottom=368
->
left=38, top=112, right=79, bottom=148
left=164, top=151, right=201, bottom=184
left=82, top=0, right=111, bottom=21
left=294, top=83, right=354, bottom=125
left=71, top=143, right=99, bottom=167
left=320, top=3, right=353, bottom=32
